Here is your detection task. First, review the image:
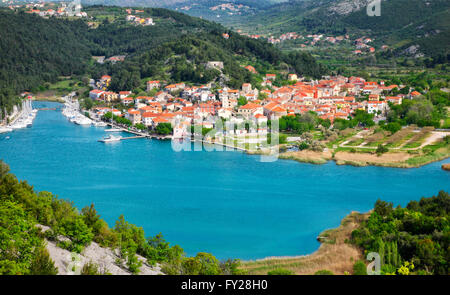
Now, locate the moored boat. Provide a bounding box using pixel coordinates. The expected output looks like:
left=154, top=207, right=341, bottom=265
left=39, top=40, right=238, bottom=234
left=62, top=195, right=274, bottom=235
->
left=98, top=135, right=122, bottom=143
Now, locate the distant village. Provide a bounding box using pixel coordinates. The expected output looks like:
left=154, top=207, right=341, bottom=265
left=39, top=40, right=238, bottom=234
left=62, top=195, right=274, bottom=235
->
left=7, top=2, right=88, bottom=18
left=237, top=30, right=383, bottom=55
left=87, top=70, right=416, bottom=139
left=125, top=8, right=154, bottom=26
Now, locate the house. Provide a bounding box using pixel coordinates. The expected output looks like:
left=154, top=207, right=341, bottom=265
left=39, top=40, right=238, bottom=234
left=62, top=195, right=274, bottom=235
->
left=242, top=83, right=252, bottom=93
left=152, top=117, right=170, bottom=128
left=238, top=103, right=263, bottom=120
left=386, top=96, right=402, bottom=105
left=100, top=92, right=118, bottom=103
left=147, top=81, right=161, bottom=91
left=101, top=75, right=112, bottom=86
left=263, top=102, right=287, bottom=120
left=125, top=110, right=141, bottom=124
left=217, top=108, right=232, bottom=119
left=244, top=65, right=257, bottom=74
left=367, top=101, right=387, bottom=114
left=288, top=74, right=298, bottom=81
left=119, top=91, right=132, bottom=99
left=144, top=18, right=154, bottom=26
left=142, top=112, right=159, bottom=126
left=89, top=90, right=104, bottom=100
left=369, top=94, right=380, bottom=101
left=121, top=97, right=134, bottom=106
left=265, top=74, right=276, bottom=81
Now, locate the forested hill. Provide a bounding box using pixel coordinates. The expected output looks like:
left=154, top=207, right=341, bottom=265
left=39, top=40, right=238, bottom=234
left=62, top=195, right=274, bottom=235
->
left=236, top=0, right=450, bottom=60
left=0, top=11, right=91, bottom=115
left=0, top=6, right=325, bottom=112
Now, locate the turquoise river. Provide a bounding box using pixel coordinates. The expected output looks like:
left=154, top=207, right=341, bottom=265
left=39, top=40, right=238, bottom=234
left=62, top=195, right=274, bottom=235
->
left=0, top=102, right=449, bottom=259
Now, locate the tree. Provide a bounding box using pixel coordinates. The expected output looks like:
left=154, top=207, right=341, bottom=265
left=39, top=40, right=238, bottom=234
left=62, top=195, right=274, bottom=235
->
left=83, top=98, right=94, bottom=110
left=195, top=253, right=221, bottom=275
left=0, top=201, right=45, bottom=275
left=376, top=144, right=388, bottom=155
left=374, top=200, right=394, bottom=217
left=155, top=123, right=173, bottom=135
left=81, top=261, right=101, bottom=275
left=238, top=96, right=248, bottom=106
left=29, top=247, right=58, bottom=275
left=383, top=122, right=401, bottom=134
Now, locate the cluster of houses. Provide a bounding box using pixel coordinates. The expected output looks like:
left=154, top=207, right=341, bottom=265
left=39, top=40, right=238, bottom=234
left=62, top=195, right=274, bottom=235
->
left=353, top=37, right=377, bottom=55
left=210, top=3, right=249, bottom=12
left=88, top=73, right=416, bottom=138
left=126, top=14, right=154, bottom=26
left=11, top=2, right=88, bottom=18
left=124, top=8, right=154, bottom=26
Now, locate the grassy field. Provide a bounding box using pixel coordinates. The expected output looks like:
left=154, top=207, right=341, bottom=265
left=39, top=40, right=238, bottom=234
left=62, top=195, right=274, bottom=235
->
left=240, top=212, right=369, bottom=275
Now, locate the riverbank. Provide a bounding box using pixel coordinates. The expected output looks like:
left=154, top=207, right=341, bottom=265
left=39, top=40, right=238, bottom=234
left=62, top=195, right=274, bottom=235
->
left=277, top=145, right=450, bottom=168
left=279, top=150, right=333, bottom=165
left=240, top=211, right=370, bottom=275
left=2, top=101, right=449, bottom=260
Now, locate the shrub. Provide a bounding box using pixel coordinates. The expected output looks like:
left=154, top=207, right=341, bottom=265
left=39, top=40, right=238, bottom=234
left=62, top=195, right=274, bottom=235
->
left=376, top=144, right=388, bottom=155
left=29, top=247, right=58, bottom=275
left=81, top=261, right=101, bottom=275
left=353, top=260, right=367, bottom=275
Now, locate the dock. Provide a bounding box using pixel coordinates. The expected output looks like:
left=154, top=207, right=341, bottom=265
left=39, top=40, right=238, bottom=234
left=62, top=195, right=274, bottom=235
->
left=37, top=108, right=58, bottom=111
left=120, top=136, right=147, bottom=140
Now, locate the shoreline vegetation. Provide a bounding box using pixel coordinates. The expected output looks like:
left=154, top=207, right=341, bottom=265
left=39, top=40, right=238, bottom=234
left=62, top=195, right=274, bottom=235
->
left=277, top=148, right=450, bottom=168
left=240, top=212, right=370, bottom=275
left=242, top=191, right=450, bottom=275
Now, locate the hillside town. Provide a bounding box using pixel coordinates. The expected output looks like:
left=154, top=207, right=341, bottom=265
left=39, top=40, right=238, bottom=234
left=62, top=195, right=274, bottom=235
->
left=87, top=72, right=413, bottom=142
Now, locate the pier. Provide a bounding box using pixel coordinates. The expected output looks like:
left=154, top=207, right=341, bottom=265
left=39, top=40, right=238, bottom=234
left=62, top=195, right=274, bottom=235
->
left=37, top=107, right=58, bottom=111
left=120, top=136, right=147, bottom=141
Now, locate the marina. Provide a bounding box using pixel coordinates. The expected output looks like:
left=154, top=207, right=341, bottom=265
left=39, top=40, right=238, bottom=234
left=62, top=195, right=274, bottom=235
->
left=3, top=97, right=38, bottom=131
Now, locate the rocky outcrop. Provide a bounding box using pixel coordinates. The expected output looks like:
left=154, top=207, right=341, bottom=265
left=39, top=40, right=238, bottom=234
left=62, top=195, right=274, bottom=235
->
left=37, top=224, right=163, bottom=275
left=328, top=0, right=375, bottom=16
left=442, top=163, right=450, bottom=171
left=45, top=240, right=163, bottom=275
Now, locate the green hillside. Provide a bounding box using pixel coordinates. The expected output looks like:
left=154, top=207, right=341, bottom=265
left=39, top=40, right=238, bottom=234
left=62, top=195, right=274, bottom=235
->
left=0, top=6, right=325, bottom=114
left=233, top=0, right=450, bottom=59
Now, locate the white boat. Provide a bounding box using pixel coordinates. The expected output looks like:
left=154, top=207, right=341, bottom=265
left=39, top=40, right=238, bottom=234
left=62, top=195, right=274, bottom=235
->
left=74, top=117, right=93, bottom=126
left=92, top=121, right=107, bottom=127
left=98, top=135, right=122, bottom=143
